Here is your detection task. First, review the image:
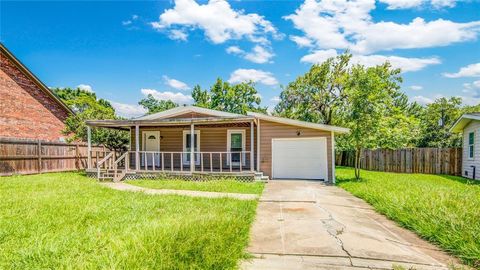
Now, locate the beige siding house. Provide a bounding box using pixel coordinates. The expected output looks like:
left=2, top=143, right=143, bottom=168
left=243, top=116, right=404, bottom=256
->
left=451, top=113, right=480, bottom=180
left=86, top=106, right=349, bottom=183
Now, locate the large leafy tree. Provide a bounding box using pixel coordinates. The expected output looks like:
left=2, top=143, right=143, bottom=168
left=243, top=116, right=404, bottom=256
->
left=53, top=88, right=129, bottom=151
left=343, top=63, right=402, bottom=179
left=138, top=94, right=178, bottom=114
left=192, top=78, right=266, bottom=114
left=274, top=53, right=350, bottom=125
left=417, top=97, right=463, bottom=147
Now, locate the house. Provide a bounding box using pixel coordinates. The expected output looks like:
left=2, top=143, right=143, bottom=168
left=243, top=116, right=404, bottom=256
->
left=0, top=43, right=72, bottom=141
left=451, top=113, right=480, bottom=180
left=86, top=106, right=349, bottom=182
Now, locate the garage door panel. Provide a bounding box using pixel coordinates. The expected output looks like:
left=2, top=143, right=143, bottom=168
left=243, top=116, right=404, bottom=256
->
left=272, top=138, right=328, bottom=180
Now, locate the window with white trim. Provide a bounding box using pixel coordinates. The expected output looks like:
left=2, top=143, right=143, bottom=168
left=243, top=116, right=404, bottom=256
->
left=469, top=132, right=474, bottom=159
left=227, top=130, right=245, bottom=165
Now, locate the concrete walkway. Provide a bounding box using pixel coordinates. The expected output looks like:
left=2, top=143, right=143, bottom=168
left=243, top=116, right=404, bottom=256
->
left=242, top=180, right=460, bottom=270
left=101, top=182, right=259, bottom=200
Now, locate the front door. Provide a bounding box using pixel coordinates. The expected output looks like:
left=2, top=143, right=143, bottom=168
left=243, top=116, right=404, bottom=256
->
left=143, top=131, right=160, bottom=167
left=183, top=131, right=200, bottom=166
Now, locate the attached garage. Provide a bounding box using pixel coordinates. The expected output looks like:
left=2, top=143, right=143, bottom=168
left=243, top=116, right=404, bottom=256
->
left=272, top=137, right=328, bottom=180
left=247, top=112, right=350, bottom=183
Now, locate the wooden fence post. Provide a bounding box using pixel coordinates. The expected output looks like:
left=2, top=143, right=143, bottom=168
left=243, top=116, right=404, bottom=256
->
left=75, top=143, right=80, bottom=170
left=37, top=140, right=42, bottom=173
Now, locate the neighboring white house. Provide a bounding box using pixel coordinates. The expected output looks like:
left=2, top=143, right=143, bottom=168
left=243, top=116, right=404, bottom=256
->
left=451, top=113, right=480, bottom=180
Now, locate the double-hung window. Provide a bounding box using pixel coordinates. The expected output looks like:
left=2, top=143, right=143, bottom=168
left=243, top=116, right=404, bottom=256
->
left=469, top=132, right=475, bottom=159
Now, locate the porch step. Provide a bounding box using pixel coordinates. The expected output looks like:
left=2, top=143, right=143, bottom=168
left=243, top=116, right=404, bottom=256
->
left=254, top=172, right=269, bottom=182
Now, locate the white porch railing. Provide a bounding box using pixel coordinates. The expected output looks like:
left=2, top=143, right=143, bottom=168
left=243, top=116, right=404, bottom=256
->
left=126, top=151, right=254, bottom=173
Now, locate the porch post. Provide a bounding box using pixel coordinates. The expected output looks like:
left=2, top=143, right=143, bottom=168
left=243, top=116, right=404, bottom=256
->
left=256, top=119, right=261, bottom=171
left=250, top=121, right=254, bottom=172
left=190, top=123, right=195, bottom=172
left=87, top=125, right=92, bottom=169
left=135, top=125, right=140, bottom=171
left=331, top=131, right=336, bottom=184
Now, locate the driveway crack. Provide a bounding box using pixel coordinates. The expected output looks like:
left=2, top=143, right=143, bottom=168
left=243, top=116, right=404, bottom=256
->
left=315, top=197, right=353, bottom=266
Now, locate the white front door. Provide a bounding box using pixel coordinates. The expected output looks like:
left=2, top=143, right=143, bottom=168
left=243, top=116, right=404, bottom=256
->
left=143, top=131, right=160, bottom=167
left=183, top=130, right=200, bottom=166
left=272, top=137, right=328, bottom=180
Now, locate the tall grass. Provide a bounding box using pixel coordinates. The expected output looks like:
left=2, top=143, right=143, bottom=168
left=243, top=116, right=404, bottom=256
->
left=336, top=167, right=480, bottom=268
left=0, top=172, right=258, bottom=269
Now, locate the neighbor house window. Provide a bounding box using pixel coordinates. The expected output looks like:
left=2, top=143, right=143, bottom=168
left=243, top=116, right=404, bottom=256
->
left=469, top=132, right=475, bottom=159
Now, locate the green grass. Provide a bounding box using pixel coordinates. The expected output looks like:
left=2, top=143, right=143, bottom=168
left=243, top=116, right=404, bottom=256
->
left=336, top=167, right=480, bottom=268
left=126, top=179, right=265, bottom=195
left=0, top=172, right=258, bottom=269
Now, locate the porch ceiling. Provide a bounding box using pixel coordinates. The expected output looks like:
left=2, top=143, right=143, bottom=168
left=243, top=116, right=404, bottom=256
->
left=86, top=116, right=256, bottom=129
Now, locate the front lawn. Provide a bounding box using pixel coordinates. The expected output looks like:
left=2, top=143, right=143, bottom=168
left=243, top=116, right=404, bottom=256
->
left=0, top=172, right=258, bottom=269
left=336, top=167, right=480, bottom=268
left=126, top=179, right=265, bottom=195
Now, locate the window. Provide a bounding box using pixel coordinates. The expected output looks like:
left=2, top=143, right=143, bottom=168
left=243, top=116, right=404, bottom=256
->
left=183, top=131, right=200, bottom=165
left=227, top=130, right=245, bottom=165
left=469, top=132, right=475, bottom=159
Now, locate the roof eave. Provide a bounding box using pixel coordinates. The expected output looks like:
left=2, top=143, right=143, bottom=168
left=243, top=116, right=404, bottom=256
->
left=450, top=115, right=480, bottom=133
left=247, top=112, right=350, bottom=134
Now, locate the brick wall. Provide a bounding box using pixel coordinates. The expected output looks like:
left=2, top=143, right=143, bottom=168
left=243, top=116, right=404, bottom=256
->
left=0, top=52, right=70, bottom=141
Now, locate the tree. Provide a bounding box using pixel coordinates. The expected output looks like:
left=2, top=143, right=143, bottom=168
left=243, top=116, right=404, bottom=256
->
left=274, top=53, right=351, bottom=125
left=191, top=78, right=266, bottom=114
left=343, top=63, right=402, bottom=179
left=417, top=97, right=463, bottom=147
left=53, top=87, right=129, bottom=151
left=138, top=94, right=178, bottom=114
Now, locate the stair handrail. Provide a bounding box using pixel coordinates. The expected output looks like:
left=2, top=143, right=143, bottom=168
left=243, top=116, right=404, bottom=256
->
left=113, top=152, right=128, bottom=179
left=97, top=152, right=114, bottom=179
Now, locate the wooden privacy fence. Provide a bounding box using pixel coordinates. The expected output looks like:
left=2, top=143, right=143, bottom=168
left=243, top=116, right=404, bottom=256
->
left=336, top=148, right=463, bottom=176
left=0, top=138, right=104, bottom=176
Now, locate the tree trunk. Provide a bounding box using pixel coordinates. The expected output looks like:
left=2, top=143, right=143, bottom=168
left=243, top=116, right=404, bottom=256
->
left=354, top=148, right=361, bottom=180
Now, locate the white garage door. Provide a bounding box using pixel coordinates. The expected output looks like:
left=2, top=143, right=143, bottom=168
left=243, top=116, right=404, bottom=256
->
left=272, top=137, right=328, bottom=180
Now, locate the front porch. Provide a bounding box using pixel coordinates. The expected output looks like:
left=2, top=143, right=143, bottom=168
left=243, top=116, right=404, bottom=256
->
left=85, top=113, right=260, bottom=181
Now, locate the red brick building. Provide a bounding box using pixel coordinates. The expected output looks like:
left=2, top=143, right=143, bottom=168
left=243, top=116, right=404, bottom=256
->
left=0, top=43, right=72, bottom=141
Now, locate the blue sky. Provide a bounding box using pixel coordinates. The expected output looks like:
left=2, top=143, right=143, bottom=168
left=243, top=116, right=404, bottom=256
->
left=2, top=0, right=480, bottom=118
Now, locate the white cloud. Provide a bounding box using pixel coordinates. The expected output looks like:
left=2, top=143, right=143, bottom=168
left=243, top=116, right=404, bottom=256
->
left=226, top=45, right=274, bottom=64
left=151, top=0, right=280, bottom=44
left=110, top=101, right=147, bottom=118
left=411, top=95, right=434, bottom=105
left=300, top=49, right=441, bottom=72
left=162, top=75, right=190, bottom=90
left=431, top=0, right=456, bottom=8
left=228, top=68, right=278, bottom=86
left=122, top=14, right=139, bottom=26
left=443, top=63, right=480, bottom=78
left=226, top=46, right=244, bottom=54
left=290, top=35, right=314, bottom=48
left=285, top=0, right=480, bottom=54
left=169, top=29, right=188, bottom=41
left=379, top=0, right=424, bottom=9
left=270, top=96, right=281, bottom=103
left=141, top=88, right=193, bottom=104
left=463, top=80, right=480, bottom=90
left=77, top=84, right=93, bottom=92
left=244, top=45, right=274, bottom=64
left=379, top=0, right=456, bottom=9
left=409, top=85, right=423, bottom=91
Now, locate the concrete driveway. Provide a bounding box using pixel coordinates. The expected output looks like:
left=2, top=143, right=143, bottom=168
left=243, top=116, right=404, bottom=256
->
left=242, top=180, right=459, bottom=270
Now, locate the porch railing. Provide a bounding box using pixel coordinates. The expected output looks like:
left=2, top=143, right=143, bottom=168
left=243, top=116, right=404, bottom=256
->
left=89, top=150, right=255, bottom=174
left=126, top=151, right=253, bottom=173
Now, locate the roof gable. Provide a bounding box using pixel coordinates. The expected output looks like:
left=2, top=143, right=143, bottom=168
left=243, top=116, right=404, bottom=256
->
left=0, top=43, right=73, bottom=115
left=450, top=113, right=480, bottom=133
left=135, top=106, right=246, bottom=120
left=247, top=112, right=350, bottom=134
